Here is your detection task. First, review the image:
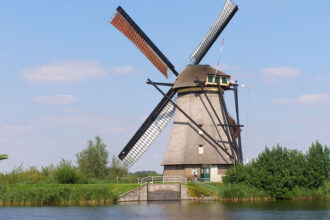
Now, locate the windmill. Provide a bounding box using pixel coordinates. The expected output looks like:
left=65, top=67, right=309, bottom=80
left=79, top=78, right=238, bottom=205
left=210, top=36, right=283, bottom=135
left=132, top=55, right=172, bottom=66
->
left=110, top=0, right=243, bottom=182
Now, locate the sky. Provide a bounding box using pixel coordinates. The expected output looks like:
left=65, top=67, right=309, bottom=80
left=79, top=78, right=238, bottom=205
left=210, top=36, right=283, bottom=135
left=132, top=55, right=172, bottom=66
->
left=1, top=0, right=330, bottom=173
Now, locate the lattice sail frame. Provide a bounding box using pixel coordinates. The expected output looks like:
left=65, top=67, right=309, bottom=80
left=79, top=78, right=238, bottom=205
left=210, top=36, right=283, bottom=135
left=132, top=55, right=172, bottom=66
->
left=110, top=7, right=177, bottom=78
left=190, top=0, right=238, bottom=64
left=122, top=96, right=177, bottom=166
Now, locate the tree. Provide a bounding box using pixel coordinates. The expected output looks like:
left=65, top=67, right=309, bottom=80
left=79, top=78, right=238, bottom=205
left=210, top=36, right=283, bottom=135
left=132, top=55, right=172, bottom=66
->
left=223, top=143, right=330, bottom=199
left=305, top=141, right=330, bottom=188
left=0, top=154, right=8, bottom=160
left=76, top=136, right=109, bottom=178
left=109, top=155, right=128, bottom=177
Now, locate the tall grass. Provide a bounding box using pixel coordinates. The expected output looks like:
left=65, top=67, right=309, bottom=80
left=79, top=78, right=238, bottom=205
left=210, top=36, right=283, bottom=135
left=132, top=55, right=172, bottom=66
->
left=0, top=184, right=138, bottom=206
left=291, top=181, right=330, bottom=200
left=186, top=181, right=329, bottom=201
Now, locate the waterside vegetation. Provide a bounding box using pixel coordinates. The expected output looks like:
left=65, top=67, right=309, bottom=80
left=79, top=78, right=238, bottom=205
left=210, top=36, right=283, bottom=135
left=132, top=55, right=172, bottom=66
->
left=0, top=139, right=329, bottom=205
left=188, top=141, right=329, bottom=201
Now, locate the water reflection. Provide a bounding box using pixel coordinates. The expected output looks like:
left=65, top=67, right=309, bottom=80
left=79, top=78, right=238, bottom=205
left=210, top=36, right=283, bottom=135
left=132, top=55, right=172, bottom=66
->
left=0, top=200, right=329, bottom=220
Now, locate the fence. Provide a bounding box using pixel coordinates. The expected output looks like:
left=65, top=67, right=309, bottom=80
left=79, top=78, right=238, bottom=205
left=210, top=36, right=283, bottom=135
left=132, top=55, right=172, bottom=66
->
left=116, top=177, right=140, bottom=184
left=139, top=176, right=188, bottom=185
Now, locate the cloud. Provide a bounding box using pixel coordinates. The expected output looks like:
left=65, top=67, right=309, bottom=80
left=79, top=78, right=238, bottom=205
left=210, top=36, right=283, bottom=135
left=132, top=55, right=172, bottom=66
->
left=316, top=75, right=330, bottom=83
left=1, top=125, right=38, bottom=133
left=98, top=127, right=127, bottom=134
left=112, top=66, right=137, bottom=75
left=272, top=93, right=330, bottom=106
left=21, top=59, right=106, bottom=83
left=260, top=67, right=302, bottom=83
left=0, top=125, right=39, bottom=140
left=30, top=95, right=79, bottom=104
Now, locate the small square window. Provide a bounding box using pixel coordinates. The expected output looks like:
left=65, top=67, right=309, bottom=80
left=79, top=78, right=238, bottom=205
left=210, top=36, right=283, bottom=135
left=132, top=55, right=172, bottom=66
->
left=222, top=77, right=227, bottom=84
left=215, top=76, right=220, bottom=83
left=199, top=145, right=204, bottom=154
left=207, top=75, right=213, bottom=83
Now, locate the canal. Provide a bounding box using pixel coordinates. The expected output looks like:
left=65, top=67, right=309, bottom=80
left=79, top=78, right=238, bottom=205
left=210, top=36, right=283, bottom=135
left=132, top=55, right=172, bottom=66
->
left=0, top=200, right=329, bottom=219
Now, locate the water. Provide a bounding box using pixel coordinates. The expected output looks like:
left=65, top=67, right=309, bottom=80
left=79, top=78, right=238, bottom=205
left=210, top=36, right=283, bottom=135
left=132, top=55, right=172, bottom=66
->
left=0, top=200, right=329, bottom=220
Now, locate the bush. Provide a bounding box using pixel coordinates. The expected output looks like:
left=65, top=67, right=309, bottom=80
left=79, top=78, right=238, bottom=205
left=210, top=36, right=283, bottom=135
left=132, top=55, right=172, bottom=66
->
left=223, top=142, right=330, bottom=199
left=54, top=159, right=83, bottom=184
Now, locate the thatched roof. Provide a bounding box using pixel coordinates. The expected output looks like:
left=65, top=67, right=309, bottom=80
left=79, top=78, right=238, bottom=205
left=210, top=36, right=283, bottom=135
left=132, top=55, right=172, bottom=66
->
left=173, top=65, right=230, bottom=89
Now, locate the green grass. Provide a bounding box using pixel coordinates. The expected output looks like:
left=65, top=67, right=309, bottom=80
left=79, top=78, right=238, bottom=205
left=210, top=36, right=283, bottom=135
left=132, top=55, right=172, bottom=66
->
left=186, top=182, right=330, bottom=201
left=291, top=181, right=330, bottom=200
left=0, top=184, right=139, bottom=206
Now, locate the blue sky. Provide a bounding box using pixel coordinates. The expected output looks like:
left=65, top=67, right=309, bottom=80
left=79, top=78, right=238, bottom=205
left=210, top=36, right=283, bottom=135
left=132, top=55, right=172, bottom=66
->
left=1, top=0, right=330, bottom=173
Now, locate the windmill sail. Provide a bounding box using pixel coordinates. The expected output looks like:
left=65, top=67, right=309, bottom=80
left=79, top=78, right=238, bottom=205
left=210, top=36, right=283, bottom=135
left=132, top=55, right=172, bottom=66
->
left=110, top=6, right=178, bottom=78
left=190, top=0, right=238, bottom=64
left=118, top=89, right=177, bottom=166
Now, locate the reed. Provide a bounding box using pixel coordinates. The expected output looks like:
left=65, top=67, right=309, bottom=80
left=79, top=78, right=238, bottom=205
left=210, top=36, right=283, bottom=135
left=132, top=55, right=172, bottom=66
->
left=0, top=184, right=138, bottom=206
left=186, top=182, right=329, bottom=201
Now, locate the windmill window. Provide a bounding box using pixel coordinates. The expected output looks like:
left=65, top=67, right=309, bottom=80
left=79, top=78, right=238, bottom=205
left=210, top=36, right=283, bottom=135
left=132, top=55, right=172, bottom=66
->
left=207, top=75, right=213, bottom=83
left=199, top=145, right=204, bottom=154
left=215, top=76, right=220, bottom=83
left=222, top=77, right=227, bottom=84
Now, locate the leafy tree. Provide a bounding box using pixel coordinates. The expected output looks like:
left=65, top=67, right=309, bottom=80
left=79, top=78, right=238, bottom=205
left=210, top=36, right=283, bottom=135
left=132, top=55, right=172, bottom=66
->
left=130, top=170, right=159, bottom=177
left=223, top=142, right=330, bottom=199
left=109, top=155, right=128, bottom=177
left=54, top=159, right=81, bottom=184
left=305, top=141, right=330, bottom=188
left=0, top=154, right=8, bottom=160
left=76, top=136, right=109, bottom=178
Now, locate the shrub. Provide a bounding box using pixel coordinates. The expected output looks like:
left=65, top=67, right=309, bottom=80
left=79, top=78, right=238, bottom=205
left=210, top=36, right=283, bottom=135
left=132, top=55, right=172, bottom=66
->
left=223, top=142, right=330, bottom=199
left=54, top=159, right=82, bottom=184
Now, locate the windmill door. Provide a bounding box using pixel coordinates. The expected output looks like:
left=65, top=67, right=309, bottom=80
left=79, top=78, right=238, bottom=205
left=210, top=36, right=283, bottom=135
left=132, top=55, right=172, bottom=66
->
left=200, top=167, right=210, bottom=182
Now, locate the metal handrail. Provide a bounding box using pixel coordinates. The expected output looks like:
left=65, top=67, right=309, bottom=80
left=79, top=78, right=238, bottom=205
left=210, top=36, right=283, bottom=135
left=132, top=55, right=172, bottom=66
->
left=140, top=176, right=188, bottom=185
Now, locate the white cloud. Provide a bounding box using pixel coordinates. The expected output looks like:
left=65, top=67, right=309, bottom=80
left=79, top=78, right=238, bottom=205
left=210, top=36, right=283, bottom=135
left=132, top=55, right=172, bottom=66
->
left=21, top=59, right=106, bottom=83
left=1, top=125, right=38, bottom=133
left=0, top=125, right=39, bottom=140
left=30, top=94, right=79, bottom=104
left=260, top=67, right=302, bottom=83
left=37, top=115, right=100, bottom=128
left=316, top=75, right=330, bottom=82
left=98, top=127, right=127, bottom=134
left=112, top=66, right=137, bottom=75
left=272, top=93, right=330, bottom=106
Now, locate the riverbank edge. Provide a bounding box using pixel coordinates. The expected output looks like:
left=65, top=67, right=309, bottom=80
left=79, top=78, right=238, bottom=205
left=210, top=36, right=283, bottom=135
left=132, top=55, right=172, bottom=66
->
left=0, top=184, right=139, bottom=207
left=0, top=182, right=328, bottom=206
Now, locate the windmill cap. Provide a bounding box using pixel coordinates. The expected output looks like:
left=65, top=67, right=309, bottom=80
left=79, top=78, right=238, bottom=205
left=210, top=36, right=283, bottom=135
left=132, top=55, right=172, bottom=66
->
left=173, top=65, right=231, bottom=89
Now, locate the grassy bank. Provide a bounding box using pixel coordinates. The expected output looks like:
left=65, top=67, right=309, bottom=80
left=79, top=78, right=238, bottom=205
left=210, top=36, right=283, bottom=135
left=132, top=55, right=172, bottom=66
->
left=0, top=184, right=138, bottom=206
left=187, top=180, right=330, bottom=201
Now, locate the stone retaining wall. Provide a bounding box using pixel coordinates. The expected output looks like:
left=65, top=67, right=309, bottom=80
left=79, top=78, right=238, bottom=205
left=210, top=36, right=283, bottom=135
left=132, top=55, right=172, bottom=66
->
left=118, top=184, right=196, bottom=202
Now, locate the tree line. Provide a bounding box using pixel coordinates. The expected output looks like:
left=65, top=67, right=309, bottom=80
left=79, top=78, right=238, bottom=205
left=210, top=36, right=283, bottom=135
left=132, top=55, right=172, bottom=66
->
left=223, top=141, right=329, bottom=199
left=0, top=136, right=157, bottom=184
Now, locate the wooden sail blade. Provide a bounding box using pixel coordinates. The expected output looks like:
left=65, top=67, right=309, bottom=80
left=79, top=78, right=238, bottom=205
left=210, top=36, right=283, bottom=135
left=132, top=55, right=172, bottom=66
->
left=110, top=6, right=178, bottom=78
left=190, top=0, right=238, bottom=65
